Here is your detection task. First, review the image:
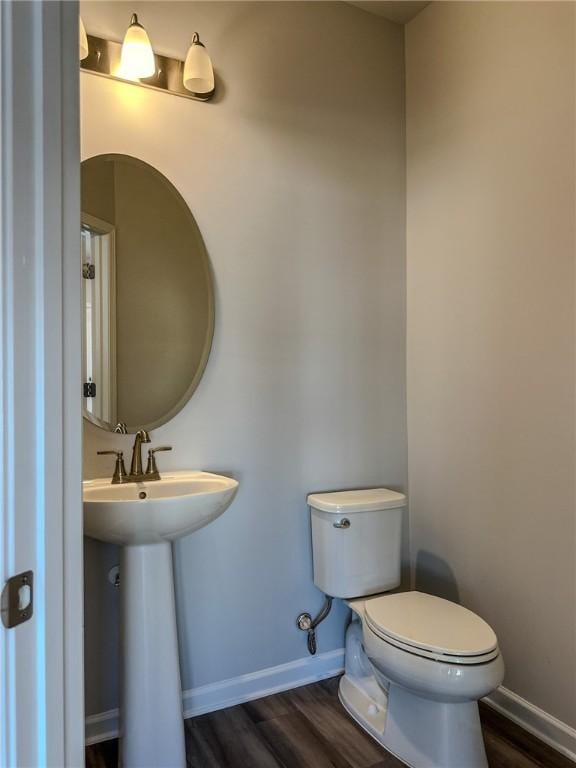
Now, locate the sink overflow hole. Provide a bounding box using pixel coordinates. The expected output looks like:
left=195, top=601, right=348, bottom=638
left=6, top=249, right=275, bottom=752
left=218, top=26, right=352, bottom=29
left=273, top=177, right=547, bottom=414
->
left=139, top=491, right=147, bottom=499
left=108, top=566, right=120, bottom=587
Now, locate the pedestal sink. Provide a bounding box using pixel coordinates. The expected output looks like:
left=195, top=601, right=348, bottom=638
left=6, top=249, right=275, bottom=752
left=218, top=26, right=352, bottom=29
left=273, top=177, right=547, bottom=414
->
left=83, top=471, right=239, bottom=768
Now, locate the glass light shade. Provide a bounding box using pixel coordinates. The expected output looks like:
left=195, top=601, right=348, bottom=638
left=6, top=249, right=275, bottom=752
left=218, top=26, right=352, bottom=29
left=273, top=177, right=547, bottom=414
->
left=119, top=15, right=156, bottom=81
left=79, top=17, right=89, bottom=61
left=183, top=35, right=214, bottom=94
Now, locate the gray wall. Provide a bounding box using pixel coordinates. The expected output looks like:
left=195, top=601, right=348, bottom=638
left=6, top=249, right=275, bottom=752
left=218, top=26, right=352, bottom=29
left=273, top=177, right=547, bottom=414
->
left=81, top=1, right=407, bottom=715
left=406, top=1, right=576, bottom=726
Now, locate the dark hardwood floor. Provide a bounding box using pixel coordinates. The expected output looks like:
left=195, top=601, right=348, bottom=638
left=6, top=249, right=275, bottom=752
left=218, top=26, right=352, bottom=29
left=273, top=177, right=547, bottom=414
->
left=86, top=677, right=574, bottom=768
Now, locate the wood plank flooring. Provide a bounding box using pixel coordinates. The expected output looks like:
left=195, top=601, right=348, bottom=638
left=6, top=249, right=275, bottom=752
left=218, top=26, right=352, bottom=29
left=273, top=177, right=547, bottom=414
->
left=86, top=677, right=574, bottom=768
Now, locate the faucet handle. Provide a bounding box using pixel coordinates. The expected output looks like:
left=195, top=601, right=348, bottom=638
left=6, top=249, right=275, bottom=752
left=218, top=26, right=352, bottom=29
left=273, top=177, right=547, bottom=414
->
left=97, top=450, right=128, bottom=484
left=145, top=446, right=172, bottom=479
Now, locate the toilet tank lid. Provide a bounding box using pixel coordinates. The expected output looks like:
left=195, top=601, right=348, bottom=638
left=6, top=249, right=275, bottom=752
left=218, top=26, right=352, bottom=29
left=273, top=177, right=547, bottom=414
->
left=307, top=488, right=406, bottom=513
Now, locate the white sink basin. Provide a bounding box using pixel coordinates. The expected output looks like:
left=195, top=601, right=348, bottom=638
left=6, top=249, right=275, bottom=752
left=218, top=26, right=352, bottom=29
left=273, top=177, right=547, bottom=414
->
left=83, top=470, right=238, bottom=545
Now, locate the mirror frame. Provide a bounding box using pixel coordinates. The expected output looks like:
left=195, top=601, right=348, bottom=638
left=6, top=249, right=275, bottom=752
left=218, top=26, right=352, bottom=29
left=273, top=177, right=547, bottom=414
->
left=81, top=153, right=215, bottom=434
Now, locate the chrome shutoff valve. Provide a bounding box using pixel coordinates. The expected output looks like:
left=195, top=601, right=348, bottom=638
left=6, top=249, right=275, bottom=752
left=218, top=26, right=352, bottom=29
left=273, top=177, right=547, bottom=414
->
left=297, top=612, right=317, bottom=655
left=296, top=596, right=333, bottom=655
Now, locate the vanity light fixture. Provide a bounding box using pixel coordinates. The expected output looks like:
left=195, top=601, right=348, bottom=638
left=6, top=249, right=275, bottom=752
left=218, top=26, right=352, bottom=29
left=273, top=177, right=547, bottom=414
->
left=119, top=13, right=156, bottom=81
left=183, top=33, right=215, bottom=97
left=79, top=17, right=89, bottom=61
left=79, top=13, right=216, bottom=102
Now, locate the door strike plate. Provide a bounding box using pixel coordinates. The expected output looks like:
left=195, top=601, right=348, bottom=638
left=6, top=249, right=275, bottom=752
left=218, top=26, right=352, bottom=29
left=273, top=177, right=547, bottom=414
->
left=1, top=570, right=33, bottom=629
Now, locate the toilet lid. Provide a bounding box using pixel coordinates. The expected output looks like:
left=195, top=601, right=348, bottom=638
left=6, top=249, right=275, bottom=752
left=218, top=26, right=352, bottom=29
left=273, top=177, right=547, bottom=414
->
left=307, top=488, right=406, bottom=513
left=364, top=592, right=498, bottom=658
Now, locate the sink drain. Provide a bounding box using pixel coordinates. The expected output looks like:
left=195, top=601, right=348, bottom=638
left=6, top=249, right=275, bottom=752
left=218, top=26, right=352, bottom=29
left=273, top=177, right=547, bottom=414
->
left=139, top=491, right=147, bottom=500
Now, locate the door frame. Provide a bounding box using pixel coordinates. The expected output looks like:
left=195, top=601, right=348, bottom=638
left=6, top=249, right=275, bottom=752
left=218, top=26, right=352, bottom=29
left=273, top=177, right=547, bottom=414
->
left=0, top=2, right=83, bottom=766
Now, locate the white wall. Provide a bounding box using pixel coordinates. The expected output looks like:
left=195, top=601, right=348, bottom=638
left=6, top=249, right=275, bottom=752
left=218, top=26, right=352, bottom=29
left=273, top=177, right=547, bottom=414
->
left=406, top=2, right=575, bottom=726
left=81, top=1, right=407, bottom=715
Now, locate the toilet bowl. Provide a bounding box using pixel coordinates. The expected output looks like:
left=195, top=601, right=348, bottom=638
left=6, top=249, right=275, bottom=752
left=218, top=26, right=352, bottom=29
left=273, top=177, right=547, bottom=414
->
left=340, top=593, right=504, bottom=768
left=308, top=489, right=504, bottom=768
left=361, top=592, right=503, bottom=701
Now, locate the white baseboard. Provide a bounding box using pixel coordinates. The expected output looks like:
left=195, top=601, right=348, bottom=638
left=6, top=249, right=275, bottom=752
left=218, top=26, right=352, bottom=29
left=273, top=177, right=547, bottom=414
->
left=181, top=647, right=345, bottom=718
left=85, top=648, right=345, bottom=746
left=85, top=708, right=120, bottom=747
left=483, top=686, right=576, bottom=763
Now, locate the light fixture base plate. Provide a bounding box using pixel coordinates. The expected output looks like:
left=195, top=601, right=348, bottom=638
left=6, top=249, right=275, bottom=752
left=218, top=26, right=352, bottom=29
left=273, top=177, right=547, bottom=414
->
left=81, top=34, right=215, bottom=102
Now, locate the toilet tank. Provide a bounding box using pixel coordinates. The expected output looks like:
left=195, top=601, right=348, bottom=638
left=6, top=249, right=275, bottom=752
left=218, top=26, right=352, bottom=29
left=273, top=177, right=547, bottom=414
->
left=308, top=488, right=406, bottom=599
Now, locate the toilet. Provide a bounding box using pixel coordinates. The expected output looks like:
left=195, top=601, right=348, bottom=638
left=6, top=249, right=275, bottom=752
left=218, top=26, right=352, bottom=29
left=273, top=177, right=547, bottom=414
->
left=308, top=488, right=504, bottom=768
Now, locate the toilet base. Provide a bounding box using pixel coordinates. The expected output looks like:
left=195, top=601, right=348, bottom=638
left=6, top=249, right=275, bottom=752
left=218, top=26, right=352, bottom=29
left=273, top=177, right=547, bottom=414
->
left=339, top=673, right=488, bottom=768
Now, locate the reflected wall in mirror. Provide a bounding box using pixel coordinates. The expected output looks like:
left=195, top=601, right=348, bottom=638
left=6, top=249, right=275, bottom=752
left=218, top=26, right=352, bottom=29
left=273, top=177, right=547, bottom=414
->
left=81, top=154, right=214, bottom=433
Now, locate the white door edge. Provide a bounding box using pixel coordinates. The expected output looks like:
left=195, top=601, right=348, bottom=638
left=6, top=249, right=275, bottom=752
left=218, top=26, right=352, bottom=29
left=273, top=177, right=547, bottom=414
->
left=0, top=2, right=83, bottom=767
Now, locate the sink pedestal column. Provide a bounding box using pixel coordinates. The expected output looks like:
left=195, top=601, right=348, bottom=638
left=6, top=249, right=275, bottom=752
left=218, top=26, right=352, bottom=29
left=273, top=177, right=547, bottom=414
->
left=120, top=542, right=186, bottom=768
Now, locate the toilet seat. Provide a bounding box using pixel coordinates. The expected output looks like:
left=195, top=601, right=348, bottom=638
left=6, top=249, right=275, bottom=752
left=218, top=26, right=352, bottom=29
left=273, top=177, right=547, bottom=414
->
left=363, top=591, right=500, bottom=666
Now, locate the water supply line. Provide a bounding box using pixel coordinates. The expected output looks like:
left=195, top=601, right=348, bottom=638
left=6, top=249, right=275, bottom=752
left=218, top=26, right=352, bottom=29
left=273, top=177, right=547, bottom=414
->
left=296, top=596, right=333, bottom=655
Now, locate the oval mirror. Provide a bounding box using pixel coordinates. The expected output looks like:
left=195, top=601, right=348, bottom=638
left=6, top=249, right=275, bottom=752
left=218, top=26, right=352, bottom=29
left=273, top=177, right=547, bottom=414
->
left=81, top=154, right=214, bottom=433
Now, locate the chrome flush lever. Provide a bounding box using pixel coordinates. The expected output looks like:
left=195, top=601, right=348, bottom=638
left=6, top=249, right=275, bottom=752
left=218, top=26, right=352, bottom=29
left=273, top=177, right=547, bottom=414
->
left=333, top=518, right=350, bottom=529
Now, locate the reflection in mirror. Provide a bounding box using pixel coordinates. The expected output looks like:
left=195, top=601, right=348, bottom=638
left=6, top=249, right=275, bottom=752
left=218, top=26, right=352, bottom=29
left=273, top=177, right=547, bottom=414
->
left=82, top=214, right=117, bottom=426
left=81, top=154, right=214, bottom=433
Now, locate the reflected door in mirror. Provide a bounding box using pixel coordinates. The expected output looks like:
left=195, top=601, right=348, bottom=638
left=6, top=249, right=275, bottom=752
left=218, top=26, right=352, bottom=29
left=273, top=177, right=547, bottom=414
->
left=82, top=215, right=117, bottom=426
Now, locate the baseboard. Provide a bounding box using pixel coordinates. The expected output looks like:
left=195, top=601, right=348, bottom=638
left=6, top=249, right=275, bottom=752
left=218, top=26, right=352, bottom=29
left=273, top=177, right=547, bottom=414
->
left=181, top=647, right=345, bottom=718
left=85, top=647, right=345, bottom=746
left=483, top=686, right=576, bottom=763
left=85, top=708, right=121, bottom=747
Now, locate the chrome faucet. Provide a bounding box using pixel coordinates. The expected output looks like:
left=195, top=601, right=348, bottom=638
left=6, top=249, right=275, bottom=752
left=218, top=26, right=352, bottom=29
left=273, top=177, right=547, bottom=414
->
left=97, top=430, right=173, bottom=484
left=128, top=430, right=151, bottom=481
